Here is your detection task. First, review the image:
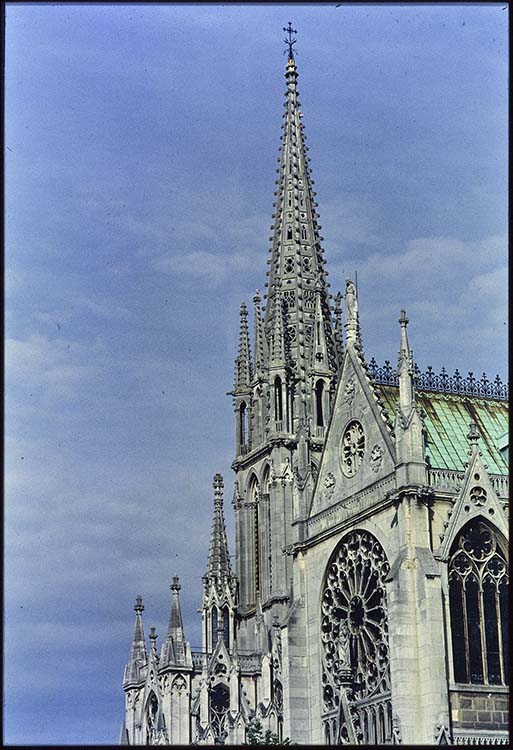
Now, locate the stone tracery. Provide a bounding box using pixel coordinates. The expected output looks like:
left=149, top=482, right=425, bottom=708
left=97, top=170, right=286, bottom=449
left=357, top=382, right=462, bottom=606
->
left=321, top=530, right=391, bottom=744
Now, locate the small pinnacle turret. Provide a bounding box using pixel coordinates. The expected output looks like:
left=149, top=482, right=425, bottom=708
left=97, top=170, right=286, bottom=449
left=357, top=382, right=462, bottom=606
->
left=234, top=303, right=252, bottom=392
left=397, top=309, right=415, bottom=412
left=124, top=596, right=148, bottom=685
left=160, top=575, right=187, bottom=666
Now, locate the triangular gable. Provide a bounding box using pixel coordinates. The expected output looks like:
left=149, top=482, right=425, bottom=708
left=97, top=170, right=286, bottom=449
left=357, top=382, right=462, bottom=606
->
left=437, top=446, right=508, bottom=559
left=310, top=346, right=395, bottom=517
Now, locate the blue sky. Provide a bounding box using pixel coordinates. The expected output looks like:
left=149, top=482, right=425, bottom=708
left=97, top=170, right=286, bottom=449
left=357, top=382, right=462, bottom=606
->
left=4, top=3, right=507, bottom=744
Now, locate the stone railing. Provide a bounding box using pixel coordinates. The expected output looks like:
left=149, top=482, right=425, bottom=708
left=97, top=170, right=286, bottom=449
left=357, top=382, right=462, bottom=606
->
left=368, top=359, right=508, bottom=401
left=428, top=469, right=509, bottom=499
left=490, top=475, right=509, bottom=499
left=428, top=469, right=465, bottom=493
left=191, top=651, right=207, bottom=668
left=239, top=653, right=262, bottom=672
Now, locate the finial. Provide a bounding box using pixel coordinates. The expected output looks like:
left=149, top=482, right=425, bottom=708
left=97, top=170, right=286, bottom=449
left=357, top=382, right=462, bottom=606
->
left=240, top=301, right=248, bottom=318
left=399, top=309, right=408, bottom=327
left=283, top=21, right=298, bottom=60
left=467, top=422, right=480, bottom=445
left=213, top=473, right=224, bottom=507
left=253, top=288, right=261, bottom=304
left=170, top=575, right=181, bottom=592
left=134, top=595, right=144, bottom=613
left=149, top=626, right=157, bottom=641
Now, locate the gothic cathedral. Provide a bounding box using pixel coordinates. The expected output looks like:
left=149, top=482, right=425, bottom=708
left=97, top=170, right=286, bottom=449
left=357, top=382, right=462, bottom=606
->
left=120, top=40, right=509, bottom=746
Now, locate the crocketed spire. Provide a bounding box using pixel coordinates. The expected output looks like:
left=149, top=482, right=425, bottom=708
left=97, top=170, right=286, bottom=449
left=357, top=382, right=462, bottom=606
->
left=263, top=48, right=337, bottom=384
left=204, top=474, right=233, bottom=583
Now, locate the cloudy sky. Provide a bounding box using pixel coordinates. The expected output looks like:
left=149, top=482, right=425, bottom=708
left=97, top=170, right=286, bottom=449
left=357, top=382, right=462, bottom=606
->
left=4, top=3, right=507, bottom=744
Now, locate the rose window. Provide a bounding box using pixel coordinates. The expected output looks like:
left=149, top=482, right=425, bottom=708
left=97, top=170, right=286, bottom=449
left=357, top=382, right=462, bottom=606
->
left=341, top=421, right=365, bottom=477
left=321, top=531, right=391, bottom=743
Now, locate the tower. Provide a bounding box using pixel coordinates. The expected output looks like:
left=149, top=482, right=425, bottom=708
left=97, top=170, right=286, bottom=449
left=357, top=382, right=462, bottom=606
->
left=121, top=29, right=509, bottom=746
left=230, top=39, right=342, bottom=649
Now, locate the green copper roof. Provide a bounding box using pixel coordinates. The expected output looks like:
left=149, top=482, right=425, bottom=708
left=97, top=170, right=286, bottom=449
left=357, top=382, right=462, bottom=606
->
left=377, top=385, right=509, bottom=475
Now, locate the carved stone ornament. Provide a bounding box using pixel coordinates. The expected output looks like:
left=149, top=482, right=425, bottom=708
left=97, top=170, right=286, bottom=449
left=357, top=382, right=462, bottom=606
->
left=370, top=444, right=384, bottom=473
left=341, top=420, right=365, bottom=477
left=343, top=377, right=355, bottom=405
left=469, top=486, right=487, bottom=507
left=323, top=472, right=336, bottom=501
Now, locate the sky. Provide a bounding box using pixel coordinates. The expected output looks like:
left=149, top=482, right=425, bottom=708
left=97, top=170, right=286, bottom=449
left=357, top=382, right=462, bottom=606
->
left=4, top=3, right=508, bottom=745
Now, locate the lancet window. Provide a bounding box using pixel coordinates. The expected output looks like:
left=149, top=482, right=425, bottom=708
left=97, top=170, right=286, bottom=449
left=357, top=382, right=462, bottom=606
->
left=239, top=402, right=248, bottom=452
left=274, top=376, right=283, bottom=428
left=315, top=380, right=325, bottom=428
left=222, top=606, right=230, bottom=649
left=211, top=607, right=218, bottom=649
left=448, top=519, right=509, bottom=686
left=209, top=683, right=229, bottom=742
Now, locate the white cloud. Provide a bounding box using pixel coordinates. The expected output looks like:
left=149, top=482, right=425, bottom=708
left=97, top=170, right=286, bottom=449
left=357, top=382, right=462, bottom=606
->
left=154, top=249, right=261, bottom=285
left=5, top=334, right=97, bottom=399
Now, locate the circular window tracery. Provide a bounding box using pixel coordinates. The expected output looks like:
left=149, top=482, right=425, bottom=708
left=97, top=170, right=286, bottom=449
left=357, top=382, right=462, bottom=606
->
left=321, top=530, right=390, bottom=711
left=341, top=421, right=365, bottom=477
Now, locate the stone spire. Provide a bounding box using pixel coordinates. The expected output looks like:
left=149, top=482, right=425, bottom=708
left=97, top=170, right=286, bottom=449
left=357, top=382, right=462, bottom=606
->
left=124, top=595, right=148, bottom=684
left=264, top=48, right=337, bottom=383
left=234, top=302, right=252, bottom=392
left=160, top=576, right=187, bottom=666
left=204, top=474, right=233, bottom=584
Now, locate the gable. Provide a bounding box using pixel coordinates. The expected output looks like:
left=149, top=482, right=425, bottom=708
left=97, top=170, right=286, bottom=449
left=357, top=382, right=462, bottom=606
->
left=309, top=348, right=395, bottom=518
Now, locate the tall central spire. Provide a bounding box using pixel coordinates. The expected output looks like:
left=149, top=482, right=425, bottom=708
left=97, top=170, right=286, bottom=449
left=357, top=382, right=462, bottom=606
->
left=264, top=34, right=338, bottom=416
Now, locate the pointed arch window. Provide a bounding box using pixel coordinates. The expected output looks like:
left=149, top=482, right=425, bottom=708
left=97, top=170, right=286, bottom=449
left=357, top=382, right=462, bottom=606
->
left=222, top=606, right=230, bottom=649
left=315, top=380, right=325, bottom=428
left=145, top=692, right=159, bottom=743
left=239, top=402, right=248, bottom=452
left=448, top=519, right=508, bottom=686
left=274, top=376, right=283, bottom=428
left=211, top=607, right=218, bottom=649
left=286, top=225, right=293, bottom=240
left=301, top=225, right=308, bottom=240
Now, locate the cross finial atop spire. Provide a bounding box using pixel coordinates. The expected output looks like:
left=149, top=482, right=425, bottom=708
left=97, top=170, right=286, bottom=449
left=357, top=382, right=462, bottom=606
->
left=283, top=21, right=298, bottom=60
left=134, top=595, right=144, bottom=613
